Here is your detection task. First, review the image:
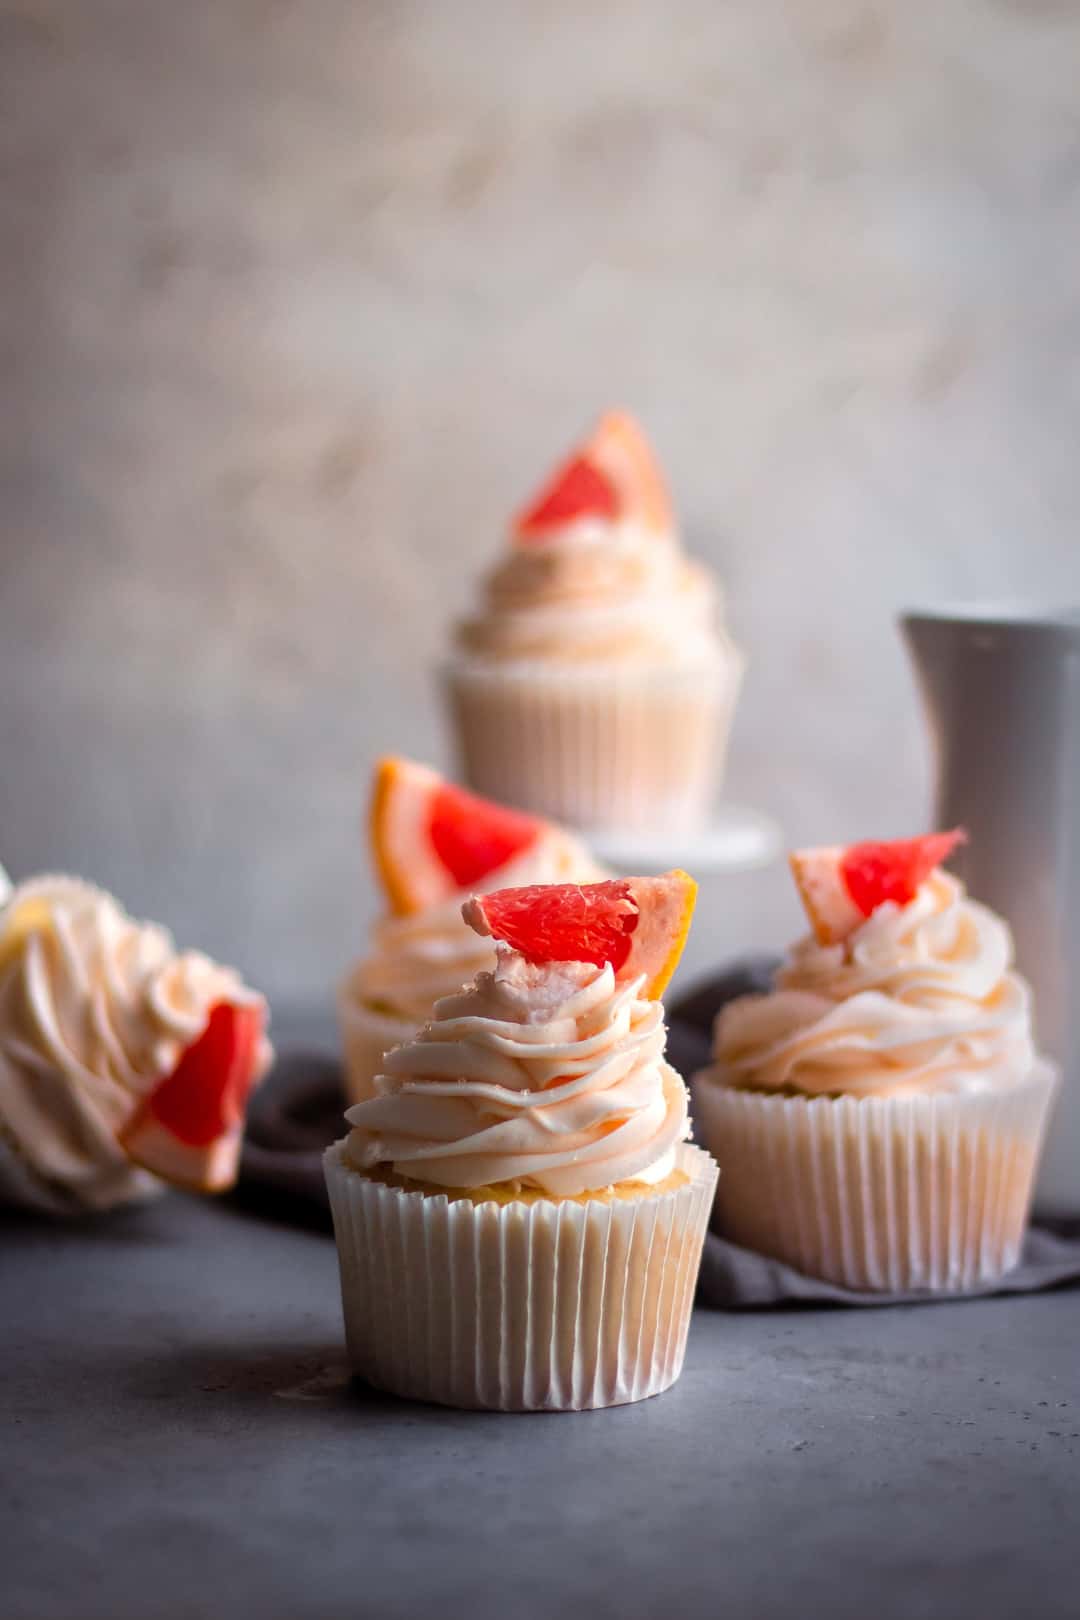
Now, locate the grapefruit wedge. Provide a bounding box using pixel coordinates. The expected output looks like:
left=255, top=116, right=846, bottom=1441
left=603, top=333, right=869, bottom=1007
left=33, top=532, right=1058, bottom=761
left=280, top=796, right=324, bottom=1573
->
left=790, top=830, right=967, bottom=946
left=371, top=757, right=575, bottom=916
left=463, top=870, right=697, bottom=999
left=513, top=410, right=673, bottom=542
left=119, top=1000, right=265, bottom=1193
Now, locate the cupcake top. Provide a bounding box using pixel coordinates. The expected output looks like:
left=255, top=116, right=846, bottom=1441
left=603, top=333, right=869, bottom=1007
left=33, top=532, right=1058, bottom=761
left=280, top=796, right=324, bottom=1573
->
left=351, top=836, right=603, bottom=1024
left=709, top=833, right=1036, bottom=1099
left=345, top=870, right=698, bottom=1194
left=348, top=758, right=604, bottom=1025
left=455, top=411, right=735, bottom=667
left=0, top=874, right=270, bottom=1209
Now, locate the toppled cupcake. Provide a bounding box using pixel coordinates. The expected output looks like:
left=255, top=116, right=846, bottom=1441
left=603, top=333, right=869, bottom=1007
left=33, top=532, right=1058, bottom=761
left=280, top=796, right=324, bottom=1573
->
left=0, top=875, right=271, bottom=1214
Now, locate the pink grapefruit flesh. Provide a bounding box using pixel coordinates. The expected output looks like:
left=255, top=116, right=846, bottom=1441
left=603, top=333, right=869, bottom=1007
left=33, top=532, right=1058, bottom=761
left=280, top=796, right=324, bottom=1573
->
left=513, top=410, right=673, bottom=542
left=790, top=829, right=967, bottom=945
left=428, top=782, right=543, bottom=890
left=515, top=454, right=618, bottom=534
left=119, top=1001, right=264, bottom=1193
left=463, top=870, right=697, bottom=998
left=370, top=757, right=562, bottom=915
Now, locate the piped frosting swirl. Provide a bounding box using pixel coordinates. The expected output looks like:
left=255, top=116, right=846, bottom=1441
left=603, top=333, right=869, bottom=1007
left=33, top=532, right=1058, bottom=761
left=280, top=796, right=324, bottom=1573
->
left=457, top=523, right=732, bottom=666
left=345, top=949, right=688, bottom=1195
left=712, top=872, right=1035, bottom=1098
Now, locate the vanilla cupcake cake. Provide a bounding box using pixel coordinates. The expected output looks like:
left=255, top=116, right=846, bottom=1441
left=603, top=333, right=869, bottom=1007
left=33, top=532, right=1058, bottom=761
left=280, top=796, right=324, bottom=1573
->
left=445, top=411, right=743, bottom=833
left=326, top=870, right=717, bottom=1411
left=339, top=757, right=603, bottom=1104
left=693, top=832, right=1058, bottom=1293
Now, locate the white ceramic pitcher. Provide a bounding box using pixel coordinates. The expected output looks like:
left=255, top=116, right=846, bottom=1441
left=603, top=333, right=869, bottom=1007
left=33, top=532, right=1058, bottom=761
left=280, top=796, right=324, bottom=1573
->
left=902, top=607, right=1080, bottom=1215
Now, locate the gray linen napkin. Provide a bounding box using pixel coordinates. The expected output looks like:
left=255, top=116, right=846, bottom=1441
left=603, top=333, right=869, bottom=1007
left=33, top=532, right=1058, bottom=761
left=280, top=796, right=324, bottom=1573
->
left=695, top=1222, right=1080, bottom=1308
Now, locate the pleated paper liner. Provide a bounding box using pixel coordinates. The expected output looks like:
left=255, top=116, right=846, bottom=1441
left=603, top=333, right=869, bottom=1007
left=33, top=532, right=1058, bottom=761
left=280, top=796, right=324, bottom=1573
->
left=336, top=973, right=414, bottom=1106
left=442, top=650, right=743, bottom=833
left=324, top=1140, right=719, bottom=1411
left=693, top=1061, right=1059, bottom=1293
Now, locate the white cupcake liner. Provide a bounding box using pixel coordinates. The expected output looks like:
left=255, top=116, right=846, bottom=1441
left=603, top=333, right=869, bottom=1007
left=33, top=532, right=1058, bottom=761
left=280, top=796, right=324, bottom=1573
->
left=324, top=1140, right=718, bottom=1411
left=336, top=978, right=415, bottom=1106
left=442, top=651, right=743, bottom=833
left=692, top=1061, right=1059, bottom=1293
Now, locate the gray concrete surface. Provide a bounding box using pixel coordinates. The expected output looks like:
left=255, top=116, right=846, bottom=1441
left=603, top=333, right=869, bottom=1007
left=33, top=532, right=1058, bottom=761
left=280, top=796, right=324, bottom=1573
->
left=3, top=2, right=1080, bottom=1005
left=3, top=1187, right=1078, bottom=1620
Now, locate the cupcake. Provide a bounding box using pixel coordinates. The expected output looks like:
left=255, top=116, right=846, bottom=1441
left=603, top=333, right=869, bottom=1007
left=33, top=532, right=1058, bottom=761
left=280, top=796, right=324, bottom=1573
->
left=693, top=832, right=1058, bottom=1293
left=0, top=874, right=271, bottom=1214
left=339, top=756, right=604, bottom=1104
left=444, top=410, right=743, bottom=833
left=325, top=870, right=718, bottom=1411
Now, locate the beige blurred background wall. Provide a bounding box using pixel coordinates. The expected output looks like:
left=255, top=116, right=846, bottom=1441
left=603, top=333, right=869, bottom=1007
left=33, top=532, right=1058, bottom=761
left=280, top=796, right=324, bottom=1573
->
left=2, top=0, right=1079, bottom=1010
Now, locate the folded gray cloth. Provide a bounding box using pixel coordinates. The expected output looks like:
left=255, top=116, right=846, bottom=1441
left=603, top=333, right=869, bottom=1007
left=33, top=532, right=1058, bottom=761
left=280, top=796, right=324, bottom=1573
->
left=241, top=978, right=1080, bottom=1307
left=696, top=1221, right=1080, bottom=1308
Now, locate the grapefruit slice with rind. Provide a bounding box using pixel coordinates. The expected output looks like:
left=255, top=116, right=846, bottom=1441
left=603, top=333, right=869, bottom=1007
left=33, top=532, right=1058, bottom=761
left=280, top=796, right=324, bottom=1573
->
left=371, top=757, right=575, bottom=916
left=463, top=870, right=697, bottom=998
left=119, top=1000, right=266, bottom=1193
left=513, top=410, right=673, bottom=541
left=790, top=830, right=967, bottom=946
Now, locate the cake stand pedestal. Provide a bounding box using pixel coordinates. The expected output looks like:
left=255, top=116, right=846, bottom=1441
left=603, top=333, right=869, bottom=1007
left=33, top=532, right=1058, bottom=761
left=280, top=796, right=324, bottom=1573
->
left=590, top=805, right=783, bottom=876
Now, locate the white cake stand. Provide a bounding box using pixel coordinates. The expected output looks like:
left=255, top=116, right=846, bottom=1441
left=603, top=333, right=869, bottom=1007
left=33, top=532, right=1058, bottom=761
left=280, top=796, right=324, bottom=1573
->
left=590, top=806, right=783, bottom=876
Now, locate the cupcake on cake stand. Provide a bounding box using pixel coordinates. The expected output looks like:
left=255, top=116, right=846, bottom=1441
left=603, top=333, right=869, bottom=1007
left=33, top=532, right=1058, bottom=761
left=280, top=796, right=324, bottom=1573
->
left=442, top=409, right=780, bottom=876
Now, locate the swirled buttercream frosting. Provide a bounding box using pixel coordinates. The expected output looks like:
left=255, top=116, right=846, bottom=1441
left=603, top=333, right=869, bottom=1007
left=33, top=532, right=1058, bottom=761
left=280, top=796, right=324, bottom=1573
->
left=345, top=948, right=689, bottom=1195
left=457, top=523, right=734, bottom=666
left=0, top=875, right=269, bottom=1210
left=710, top=872, right=1035, bottom=1099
